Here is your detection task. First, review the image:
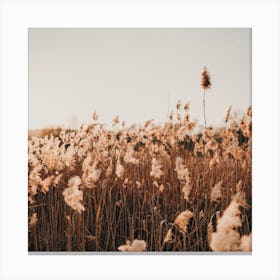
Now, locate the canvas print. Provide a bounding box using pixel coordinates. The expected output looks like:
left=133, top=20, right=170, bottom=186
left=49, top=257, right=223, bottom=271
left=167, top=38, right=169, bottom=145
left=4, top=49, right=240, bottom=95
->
left=28, top=28, right=252, bottom=252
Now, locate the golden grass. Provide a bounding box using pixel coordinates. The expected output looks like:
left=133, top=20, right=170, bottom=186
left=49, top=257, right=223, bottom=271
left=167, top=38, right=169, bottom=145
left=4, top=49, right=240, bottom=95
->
left=28, top=103, right=252, bottom=252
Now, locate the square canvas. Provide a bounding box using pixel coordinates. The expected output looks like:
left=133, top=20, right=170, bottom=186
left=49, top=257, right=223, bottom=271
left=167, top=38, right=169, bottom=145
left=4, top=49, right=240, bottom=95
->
left=28, top=28, right=252, bottom=252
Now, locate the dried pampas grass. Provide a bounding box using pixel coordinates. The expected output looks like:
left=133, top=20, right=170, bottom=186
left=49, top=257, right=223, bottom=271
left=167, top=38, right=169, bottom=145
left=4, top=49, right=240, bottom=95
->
left=62, top=176, right=85, bottom=214
left=29, top=213, right=38, bottom=227
left=174, top=210, right=193, bottom=233
left=210, top=181, right=223, bottom=202
left=239, top=233, right=252, bottom=252
left=208, top=192, right=248, bottom=251
left=118, top=239, right=147, bottom=252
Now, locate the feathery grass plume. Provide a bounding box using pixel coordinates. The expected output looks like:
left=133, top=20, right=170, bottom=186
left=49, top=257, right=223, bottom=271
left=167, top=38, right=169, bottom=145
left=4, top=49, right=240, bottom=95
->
left=144, top=119, right=153, bottom=128
left=163, top=229, right=173, bottom=243
left=241, top=160, right=247, bottom=170
left=118, top=240, right=131, bottom=251
left=41, top=137, right=61, bottom=171
left=61, top=145, right=76, bottom=170
left=105, top=162, right=113, bottom=177
left=187, top=121, right=197, bottom=132
left=67, top=175, right=82, bottom=190
left=234, top=191, right=248, bottom=208
left=177, top=126, right=187, bottom=141
left=182, top=180, right=191, bottom=202
left=247, top=106, right=252, bottom=118
left=153, top=181, right=165, bottom=193
left=174, top=210, right=193, bottom=233
left=176, top=99, right=182, bottom=110
left=184, top=102, right=190, bottom=112
left=53, top=173, right=63, bottom=186
left=210, top=225, right=240, bottom=252
left=199, top=210, right=205, bottom=219
left=174, top=157, right=192, bottom=200
left=209, top=192, right=248, bottom=251
left=82, top=153, right=93, bottom=172
left=118, top=239, right=146, bottom=252
left=176, top=112, right=182, bottom=121
left=28, top=196, right=35, bottom=205
left=86, top=235, right=96, bottom=241
left=82, top=159, right=102, bottom=188
left=159, top=184, right=165, bottom=193
left=208, top=153, right=220, bottom=169
left=124, top=146, right=139, bottom=165
left=207, top=222, right=213, bottom=247
left=225, top=106, right=232, bottom=123
left=136, top=181, right=142, bottom=189
left=236, top=180, right=243, bottom=192
left=62, top=176, right=85, bottom=214
left=239, top=233, right=252, bottom=251
left=150, top=157, right=163, bottom=179
left=210, top=180, right=223, bottom=202
left=79, top=138, right=92, bottom=154
left=168, top=111, right=174, bottom=121
left=183, top=113, right=190, bottom=125
left=92, top=111, right=99, bottom=121
left=116, top=160, right=124, bottom=178
left=29, top=213, right=38, bottom=227
left=41, top=175, right=54, bottom=194
left=28, top=165, right=42, bottom=195
left=175, top=157, right=187, bottom=181
left=112, top=115, right=120, bottom=126
left=206, top=139, right=218, bottom=150
left=201, top=66, right=211, bottom=128
left=201, top=66, right=211, bottom=90
left=207, top=211, right=221, bottom=246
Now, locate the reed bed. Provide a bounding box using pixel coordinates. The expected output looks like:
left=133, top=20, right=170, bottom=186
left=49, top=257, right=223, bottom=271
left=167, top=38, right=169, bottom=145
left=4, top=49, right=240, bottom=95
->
left=28, top=104, right=252, bottom=252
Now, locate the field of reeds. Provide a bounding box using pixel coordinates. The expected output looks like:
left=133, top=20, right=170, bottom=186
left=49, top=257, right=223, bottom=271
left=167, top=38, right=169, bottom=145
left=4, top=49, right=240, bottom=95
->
left=28, top=100, right=252, bottom=252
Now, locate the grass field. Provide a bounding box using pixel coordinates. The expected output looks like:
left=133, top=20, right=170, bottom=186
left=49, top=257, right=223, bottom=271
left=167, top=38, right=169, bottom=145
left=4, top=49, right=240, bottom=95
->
left=28, top=103, right=252, bottom=252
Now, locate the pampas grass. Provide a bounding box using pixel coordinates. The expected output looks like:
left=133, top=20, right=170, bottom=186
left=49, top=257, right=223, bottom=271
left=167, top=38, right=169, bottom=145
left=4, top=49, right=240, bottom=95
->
left=28, top=104, right=251, bottom=251
left=118, top=239, right=147, bottom=252
left=208, top=192, right=249, bottom=251
left=201, top=66, right=211, bottom=128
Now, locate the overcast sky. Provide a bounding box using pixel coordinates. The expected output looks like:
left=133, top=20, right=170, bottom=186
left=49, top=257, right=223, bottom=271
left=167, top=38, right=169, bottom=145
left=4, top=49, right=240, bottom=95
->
left=29, top=28, right=251, bottom=129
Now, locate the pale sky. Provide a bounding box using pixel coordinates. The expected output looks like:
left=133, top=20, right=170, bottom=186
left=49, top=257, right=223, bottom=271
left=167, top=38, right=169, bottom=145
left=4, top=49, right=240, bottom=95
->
left=29, top=28, right=251, bottom=129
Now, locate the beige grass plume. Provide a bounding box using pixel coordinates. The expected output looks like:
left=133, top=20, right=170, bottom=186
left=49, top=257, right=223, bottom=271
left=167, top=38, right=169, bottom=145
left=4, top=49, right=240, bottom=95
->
left=176, top=99, right=182, bottom=110
left=118, top=239, right=147, bottom=252
left=82, top=158, right=102, bottom=188
left=201, top=66, right=211, bottom=128
left=174, top=210, right=193, bottom=233
left=153, top=181, right=165, bottom=193
left=112, top=115, right=120, bottom=125
left=124, top=146, right=139, bottom=165
left=209, top=192, right=248, bottom=251
left=29, top=213, right=38, bottom=227
left=201, top=66, right=211, bottom=90
left=28, top=165, right=42, bottom=195
left=92, top=111, right=99, bottom=121
left=41, top=175, right=54, bottom=194
left=236, top=180, right=243, bottom=192
left=163, top=229, right=173, bottom=244
left=175, top=157, right=188, bottom=181
left=150, top=157, right=163, bottom=179
left=210, top=180, right=223, bottom=202
left=62, top=176, right=85, bottom=214
left=239, top=233, right=252, bottom=251
left=116, top=160, right=125, bottom=178
left=175, top=157, right=192, bottom=201
left=225, top=106, right=232, bottom=123
left=163, top=209, right=193, bottom=244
